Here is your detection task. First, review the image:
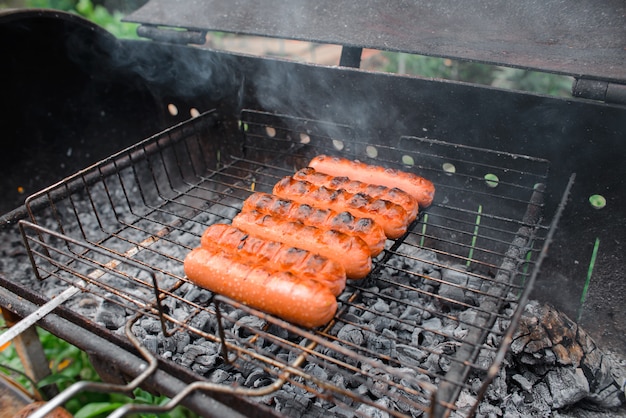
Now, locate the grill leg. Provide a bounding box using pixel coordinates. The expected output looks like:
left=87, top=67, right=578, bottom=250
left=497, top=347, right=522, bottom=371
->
left=1, top=309, right=58, bottom=399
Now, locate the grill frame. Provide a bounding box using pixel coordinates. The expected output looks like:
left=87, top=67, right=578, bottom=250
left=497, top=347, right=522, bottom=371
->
left=17, top=107, right=562, bottom=416
left=1, top=7, right=625, bottom=418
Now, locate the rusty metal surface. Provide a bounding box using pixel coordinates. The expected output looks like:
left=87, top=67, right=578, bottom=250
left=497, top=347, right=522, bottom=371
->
left=125, top=0, right=626, bottom=82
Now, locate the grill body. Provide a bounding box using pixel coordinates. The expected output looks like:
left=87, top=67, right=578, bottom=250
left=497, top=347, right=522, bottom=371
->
left=0, top=7, right=625, bottom=418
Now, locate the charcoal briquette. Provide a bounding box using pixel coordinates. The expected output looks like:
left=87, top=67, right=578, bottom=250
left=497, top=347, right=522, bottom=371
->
left=337, top=324, right=365, bottom=346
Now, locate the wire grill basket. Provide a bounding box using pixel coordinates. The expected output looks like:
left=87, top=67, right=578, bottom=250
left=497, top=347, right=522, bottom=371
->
left=19, top=109, right=562, bottom=417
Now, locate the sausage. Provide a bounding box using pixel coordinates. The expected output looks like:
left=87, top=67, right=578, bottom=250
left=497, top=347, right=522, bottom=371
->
left=184, top=246, right=337, bottom=328
left=201, top=223, right=345, bottom=295
left=292, top=167, right=419, bottom=222
left=272, top=177, right=410, bottom=239
left=232, top=210, right=372, bottom=279
left=308, top=154, right=435, bottom=208
left=241, top=192, right=386, bottom=256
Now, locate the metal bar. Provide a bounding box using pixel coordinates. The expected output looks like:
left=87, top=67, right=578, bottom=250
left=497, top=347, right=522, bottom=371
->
left=432, top=181, right=551, bottom=417
left=0, top=287, right=257, bottom=418
left=0, top=286, right=80, bottom=347
left=465, top=173, right=576, bottom=417
left=339, top=46, right=362, bottom=68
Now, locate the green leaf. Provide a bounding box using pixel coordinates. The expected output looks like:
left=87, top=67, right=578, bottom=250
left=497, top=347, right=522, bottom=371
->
left=36, top=373, right=75, bottom=388
left=74, top=402, right=126, bottom=418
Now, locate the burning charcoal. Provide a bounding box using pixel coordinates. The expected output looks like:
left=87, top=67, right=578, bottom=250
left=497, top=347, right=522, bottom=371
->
left=438, top=265, right=472, bottom=309
left=423, top=353, right=441, bottom=373
left=366, top=329, right=396, bottom=358
left=143, top=334, right=159, bottom=353
left=337, top=324, right=365, bottom=347
left=95, top=297, right=127, bottom=330
left=181, top=342, right=216, bottom=368
left=370, top=315, right=396, bottom=332
left=421, top=317, right=443, bottom=347
left=303, top=362, right=329, bottom=383
left=399, top=305, right=422, bottom=322
left=411, top=327, right=423, bottom=347
left=396, top=344, right=427, bottom=367
left=182, top=284, right=201, bottom=301
left=172, top=307, right=189, bottom=321
left=546, top=367, right=590, bottom=408
left=132, top=323, right=147, bottom=340
left=380, top=285, right=403, bottom=301
left=355, top=397, right=391, bottom=418
left=453, top=324, right=469, bottom=340
left=161, top=335, right=176, bottom=353
left=232, top=315, right=266, bottom=339
left=174, top=332, right=191, bottom=354
left=208, top=369, right=230, bottom=384
left=189, top=311, right=213, bottom=331
left=372, top=298, right=390, bottom=313
left=485, top=367, right=508, bottom=403
left=140, top=317, right=163, bottom=334
left=328, top=405, right=354, bottom=418
left=358, top=308, right=377, bottom=322
left=477, top=402, right=502, bottom=417
left=274, top=390, right=312, bottom=417
left=244, top=368, right=273, bottom=387
left=475, top=347, right=496, bottom=370
left=438, top=354, right=452, bottom=372
left=196, top=352, right=218, bottom=367
left=191, top=363, right=210, bottom=375
left=509, top=301, right=626, bottom=410
left=454, top=390, right=477, bottom=412
left=416, top=248, right=438, bottom=270
left=511, top=374, right=533, bottom=392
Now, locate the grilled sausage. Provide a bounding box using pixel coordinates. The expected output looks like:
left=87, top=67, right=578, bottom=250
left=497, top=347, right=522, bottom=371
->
left=232, top=210, right=372, bottom=279
left=272, top=177, right=410, bottom=239
left=241, top=192, right=386, bottom=256
left=308, top=154, right=435, bottom=208
left=201, top=223, right=346, bottom=295
left=184, top=246, right=337, bottom=328
left=292, top=167, right=419, bottom=221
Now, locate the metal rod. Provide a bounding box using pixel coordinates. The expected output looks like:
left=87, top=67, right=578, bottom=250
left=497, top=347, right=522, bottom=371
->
left=432, top=179, right=556, bottom=417
left=465, top=174, right=575, bottom=418
left=0, top=286, right=80, bottom=347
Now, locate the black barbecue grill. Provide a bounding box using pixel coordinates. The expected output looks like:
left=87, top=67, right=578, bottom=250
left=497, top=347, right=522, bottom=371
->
left=0, top=1, right=625, bottom=417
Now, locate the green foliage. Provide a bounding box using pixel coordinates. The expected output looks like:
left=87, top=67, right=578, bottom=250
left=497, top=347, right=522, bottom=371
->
left=382, top=52, right=573, bottom=97
left=22, top=0, right=140, bottom=39
left=0, top=321, right=198, bottom=418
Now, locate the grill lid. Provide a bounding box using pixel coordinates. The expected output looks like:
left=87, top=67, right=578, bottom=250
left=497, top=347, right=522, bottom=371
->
left=125, top=0, right=626, bottom=83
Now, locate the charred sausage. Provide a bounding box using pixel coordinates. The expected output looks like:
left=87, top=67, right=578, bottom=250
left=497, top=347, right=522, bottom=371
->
left=272, top=177, right=410, bottom=239
left=201, top=223, right=346, bottom=295
left=308, top=154, right=435, bottom=208
left=241, top=192, right=386, bottom=256
left=292, top=167, right=419, bottom=221
left=232, top=210, right=372, bottom=279
left=184, top=246, right=337, bottom=328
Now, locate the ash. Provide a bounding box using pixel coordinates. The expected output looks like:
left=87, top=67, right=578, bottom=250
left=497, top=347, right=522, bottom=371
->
left=451, top=300, right=626, bottom=418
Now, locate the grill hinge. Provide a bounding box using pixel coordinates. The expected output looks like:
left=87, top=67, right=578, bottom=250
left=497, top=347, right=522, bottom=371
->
left=572, top=78, right=626, bottom=105
left=136, top=25, right=206, bottom=45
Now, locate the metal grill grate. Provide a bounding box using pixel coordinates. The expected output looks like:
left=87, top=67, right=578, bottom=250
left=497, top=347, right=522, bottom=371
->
left=18, top=109, right=560, bottom=417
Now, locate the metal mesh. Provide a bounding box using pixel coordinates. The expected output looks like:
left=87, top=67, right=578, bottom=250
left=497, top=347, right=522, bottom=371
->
left=19, top=109, right=556, bottom=417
